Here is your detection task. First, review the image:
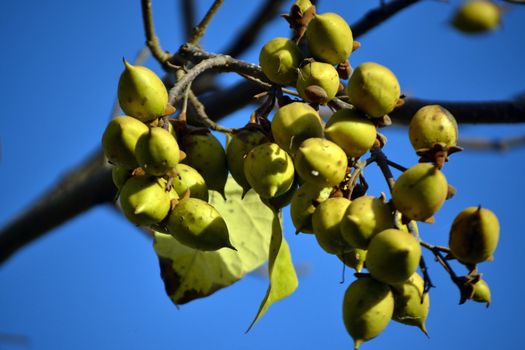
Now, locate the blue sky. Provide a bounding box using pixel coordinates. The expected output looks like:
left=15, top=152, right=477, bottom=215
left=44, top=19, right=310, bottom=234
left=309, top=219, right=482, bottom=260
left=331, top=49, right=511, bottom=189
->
left=1, top=1, right=524, bottom=349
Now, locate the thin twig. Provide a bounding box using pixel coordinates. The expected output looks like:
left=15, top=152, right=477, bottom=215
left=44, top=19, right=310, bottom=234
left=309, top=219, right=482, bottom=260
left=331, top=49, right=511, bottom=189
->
left=386, top=159, right=408, bottom=172
left=168, top=44, right=267, bottom=106
left=188, top=91, right=233, bottom=133
left=141, top=0, right=171, bottom=64
left=189, top=0, right=225, bottom=45
left=370, top=147, right=396, bottom=191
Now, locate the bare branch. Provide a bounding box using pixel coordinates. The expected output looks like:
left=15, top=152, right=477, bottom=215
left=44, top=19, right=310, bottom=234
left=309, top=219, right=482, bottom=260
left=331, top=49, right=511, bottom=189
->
left=189, top=0, right=225, bottom=45
left=0, top=151, right=115, bottom=264
left=459, top=134, right=525, bottom=151
left=187, top=91, right=233, bottom=133
left=141, top=0, right=171, bottom=64
left=223, top=0, right=288, bottom=57
left=390, top=97, right=525, bottom=124
left=168, top=44, right=267, bottom=106
left=351, top=0, right=421, bottom=38
left=180, top=0, right=196, bottom=41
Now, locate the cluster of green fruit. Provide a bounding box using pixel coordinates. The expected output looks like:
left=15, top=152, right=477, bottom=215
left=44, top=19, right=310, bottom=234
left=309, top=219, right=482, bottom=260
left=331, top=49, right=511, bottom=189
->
left=100, top=0, right=501, bottom=348
left=255, top=1, right=500, bottom=349
left=102, top=60, right=235, bottom=252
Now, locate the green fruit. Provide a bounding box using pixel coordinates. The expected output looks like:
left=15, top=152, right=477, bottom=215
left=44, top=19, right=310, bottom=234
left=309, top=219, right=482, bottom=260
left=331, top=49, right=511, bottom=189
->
left=294, top=138, right=348, bottom=187
left=135, top=127, right=180, bottom=176
left=119, top=176, right=173, bottom=226
left=312, top=197, right=352, bottom=254
left=347, top=62, right=400, bottom=118
left=171, top=163, right=209, bottom=201
left=471, top=279, right=491, bottom=306
left=226, top=128, right=268, bottom=194
left=340, top=196, right=394, bottom=249
left=449, top=206, right=499, bottom=264
left=181, top=133, right=228, bottom=197
left=452, top=0, right=501, bottom=34
left=391, top=272, right=430, bottom=336
left=306, top=12, right=353, bottom=65
left=324, top=108, right=377, bottom=158
left=262, top=177, right=299, bottom=210
left=111, top=166, right=132, bottom=190
left=290, top=182, right=332, bottom=233
left=366, top=229, right=422, bottom=285
left=409, top=105, right=458, bottom=151
left=392, top=163, right=448, bottom=221
left=243, top=143, right=295, bottom=198
left=166, top=198, right=235, bottom=251
left=343, top=276, right=394, bottom=349
left=337, top=248, right=367, bottom=273
left=259, top=37, right=304, bottom=85
left=118, top=60, right=168, bottom=122
left=271, top=102, right=324, bottom=155
left=297, top=61, right=340, bottom=104
left=102, top=116, right=149, bottom=169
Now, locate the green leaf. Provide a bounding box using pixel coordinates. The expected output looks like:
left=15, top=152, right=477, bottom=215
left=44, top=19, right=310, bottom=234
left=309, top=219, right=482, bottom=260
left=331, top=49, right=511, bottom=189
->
left=246, top=211, right=299, bottom=332
left=154, top=178, right=274, bottom=305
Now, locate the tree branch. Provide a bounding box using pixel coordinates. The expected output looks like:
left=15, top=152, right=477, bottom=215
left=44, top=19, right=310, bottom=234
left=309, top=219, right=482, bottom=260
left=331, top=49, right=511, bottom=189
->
left=179, top=0, right=196, bottom=41
left=188, top=0, right=224, bottom=45
left=0, top=151, right=115, bottom=264
left=141, top=0, right=171, bottom=64
left=222, top=0, right=288, bottom=57
left=459, top=134, right=525, bottom=151
left=351, top=0, right=421, bottom=38
left=390, top=97, right=525, bottom=124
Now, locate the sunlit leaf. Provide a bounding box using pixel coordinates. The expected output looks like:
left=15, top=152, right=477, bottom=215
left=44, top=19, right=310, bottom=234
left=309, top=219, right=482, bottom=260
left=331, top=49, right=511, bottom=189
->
left=154, top=178, right=274, bottom=305
left=246, top=211, right=299, bottom=332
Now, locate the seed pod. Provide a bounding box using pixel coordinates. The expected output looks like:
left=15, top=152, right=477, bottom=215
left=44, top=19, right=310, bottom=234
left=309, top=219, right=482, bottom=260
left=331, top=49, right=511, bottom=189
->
left=324, top=108, right=377, bottom=158
left=452, top=0, right=501, bottom=34
left=366, top=229, right=422, bottom=285
left=119, top=176, right=173, bottom=226
left=306, top=12, right=353, bottom=65
left=471, top=279, right=491, bottom=306
left=392, top=163, right=448, bottom=222
left=391, top=272, right=430, bottom=336
left=118, top=60, right=168, bottom=122
left=337, top=248, right=367, bottom=273
left=409, top=105, right=458, bottom=151
left=166, top=198, right=235, bottom=251
left=102, top=116, right=149, bottom=169
left=243, top=143, right=295, bottom=198
left=343, top=276, right=394, bottom=350
left=181, top=133, right=228, bottom=198
left=297, top=61, right=340, bottom=104
left=226, top=128, right=268, bottom=194
left=290, top=182, right=332, bottom=233
left=111, top=166, right=132, bottom=190
left=259, top=37, right=304, bottom=85
left=171, top=163, right=209, bottom=201
left=312, top=197, right=352, bottom=254
left=294, top=138, right=348, bottom=187
left=262, top=178, right=299, bottom=210
left=271, top=102, right=324, bottom=155
left=340, top=196, right=394, bottom=249
left=135, top=127, right=180, bottom=176
left=449, top=206, right=499, bottom=264
left=347, top=62, right=400, bottom=118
